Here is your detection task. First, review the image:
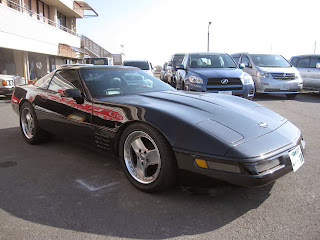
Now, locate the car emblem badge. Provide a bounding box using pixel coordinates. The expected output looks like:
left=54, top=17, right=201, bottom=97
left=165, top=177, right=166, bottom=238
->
left=221, top=79, right=229, bottom=85
left=258, top=122, right=268, bottom=128
left=283, top=73, right=287, bottom=77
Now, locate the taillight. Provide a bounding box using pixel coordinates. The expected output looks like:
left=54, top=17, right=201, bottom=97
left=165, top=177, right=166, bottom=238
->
left=2, top=80, right=7, bottom=86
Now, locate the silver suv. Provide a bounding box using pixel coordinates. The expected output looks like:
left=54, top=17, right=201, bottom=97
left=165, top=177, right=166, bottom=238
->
left=290, top=54, right=320, bottom=92
left=231, top=53, right=303, bottom=99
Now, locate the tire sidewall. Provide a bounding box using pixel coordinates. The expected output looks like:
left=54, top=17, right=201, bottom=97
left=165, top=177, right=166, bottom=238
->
left=19, top=102, right=40, bottom=144
left=119, top=123, right=176, bottom=192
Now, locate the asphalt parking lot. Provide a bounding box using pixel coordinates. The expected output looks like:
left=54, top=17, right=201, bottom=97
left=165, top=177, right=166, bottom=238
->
left=0, top=92, right=319, bottom=240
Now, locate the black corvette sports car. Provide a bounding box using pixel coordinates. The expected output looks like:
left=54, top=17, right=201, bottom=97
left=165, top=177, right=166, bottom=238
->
left=11, top=65, right=305, bottom=192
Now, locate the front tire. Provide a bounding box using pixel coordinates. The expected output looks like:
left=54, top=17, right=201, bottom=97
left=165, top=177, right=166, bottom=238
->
left=119, top=123, right=176, bottom=192
left=19, top=102, right=41, bottom=144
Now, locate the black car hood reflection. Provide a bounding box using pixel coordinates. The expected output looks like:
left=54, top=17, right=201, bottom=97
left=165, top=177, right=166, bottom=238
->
left=97, top=90, right=286, bottom=146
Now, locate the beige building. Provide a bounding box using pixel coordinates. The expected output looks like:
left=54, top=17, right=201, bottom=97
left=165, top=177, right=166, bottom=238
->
left=0, top=0, right=97, bottom=82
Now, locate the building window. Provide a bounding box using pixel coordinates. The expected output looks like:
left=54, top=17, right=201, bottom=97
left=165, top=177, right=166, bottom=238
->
left=57, top=11, right=67, bottom=31
left=49, top=56, right=56, bottom=72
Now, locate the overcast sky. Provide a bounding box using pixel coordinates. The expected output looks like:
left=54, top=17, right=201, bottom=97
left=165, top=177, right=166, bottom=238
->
left=77, top=0, right=320, bottom=66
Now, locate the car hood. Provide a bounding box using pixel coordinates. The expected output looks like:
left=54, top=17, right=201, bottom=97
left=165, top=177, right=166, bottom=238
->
left=101, top=91, right=286, bottom=145
left=256, top=66, right=298, bottom=74
left=0, top=74, right=16, bottom=80
left=188, top=68, right=243, bottom=79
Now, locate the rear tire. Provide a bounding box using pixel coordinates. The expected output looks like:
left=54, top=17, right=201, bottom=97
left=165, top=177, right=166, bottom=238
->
left=119, top=123, right=176, bottom=192
left=19, top=102, right=41, bottom=144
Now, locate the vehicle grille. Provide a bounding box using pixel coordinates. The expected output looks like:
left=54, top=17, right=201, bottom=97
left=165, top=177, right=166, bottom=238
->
left=207, top=78, right=243, bottom=91
left=270, top=73, right=295, bottom=80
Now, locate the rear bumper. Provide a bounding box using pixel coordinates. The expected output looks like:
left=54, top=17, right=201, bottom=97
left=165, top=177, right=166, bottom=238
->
left=174, top=137, right=305, bottom=187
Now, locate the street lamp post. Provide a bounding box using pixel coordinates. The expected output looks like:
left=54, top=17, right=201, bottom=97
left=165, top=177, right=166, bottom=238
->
left=207, top=22, right=212, bottom=52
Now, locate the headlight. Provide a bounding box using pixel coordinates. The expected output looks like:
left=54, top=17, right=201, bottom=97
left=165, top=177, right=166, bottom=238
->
left=257, top=71, right=272, bottom=78
left=241, top=73, right=254, bottom=84
left=189, top=75, right=203, bottom=84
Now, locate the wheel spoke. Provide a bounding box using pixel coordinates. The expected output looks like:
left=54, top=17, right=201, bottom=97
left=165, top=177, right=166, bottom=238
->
left=131, top=137, right=147, bottom=155
left=146, top=149, right=160, bottom=166
left=136, top=158, right=146, bottom=178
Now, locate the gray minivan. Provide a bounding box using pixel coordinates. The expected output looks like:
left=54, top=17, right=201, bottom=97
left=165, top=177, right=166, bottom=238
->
left=231, top=53, right=303, bottom=99
left=290, top=54, right=320, bottom=92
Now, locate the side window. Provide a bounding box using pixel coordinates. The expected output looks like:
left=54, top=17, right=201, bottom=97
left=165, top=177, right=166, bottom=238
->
left=309, top=57, right=320, bottom=68
left=48, top=70, right=84, bottom=94
left=290, top=57, right=298, bottom=67
left=297, top=58, right=310, bottom=68
left=34, top=71, right=54, bottom=89
left=232, top=56, right=240, bottom=64
left=240, top=55, right=251, bottom=67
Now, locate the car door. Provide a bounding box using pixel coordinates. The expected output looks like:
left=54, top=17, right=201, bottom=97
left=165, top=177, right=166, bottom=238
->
left=307, top=57, right=320, bottom=89
left=240, top=54, right=256, bottom=77
left=36, top=69, right=93, bottom=140
left=295, top=57, right=312, bottom=87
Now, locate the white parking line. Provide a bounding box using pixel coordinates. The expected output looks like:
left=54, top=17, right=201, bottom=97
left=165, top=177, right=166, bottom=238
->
left=76, top=179, right=120, bottom=192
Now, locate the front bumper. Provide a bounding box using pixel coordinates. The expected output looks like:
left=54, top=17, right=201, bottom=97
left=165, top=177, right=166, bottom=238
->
left=254, top=77, right=303, bottom=94
left=188, top=82, right=255, bottom=99
left=174, top=137, right=305, bottom=187
left=0, top=87, right=14, bottom=96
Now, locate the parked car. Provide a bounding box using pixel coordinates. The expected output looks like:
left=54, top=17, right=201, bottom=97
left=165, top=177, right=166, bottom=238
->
left=231, top=53, right=303, bottom=99
left=175, top=52, right=255, bottom=99
left=0, top=74, right=25, bottom=97
left=165, top=53, right=185, bottom=87
left=123, top=60, right=154, bottom=76
left=160, top=62, right=168, bottom=82
left=11, top=65, right=305, bottom=192
left=290, top=54, right=320, bottom=92
left=85, top=57, right=112, bottom=65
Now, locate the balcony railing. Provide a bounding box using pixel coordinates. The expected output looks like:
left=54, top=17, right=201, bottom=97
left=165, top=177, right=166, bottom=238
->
left=0, top=0, right=78, bottom=36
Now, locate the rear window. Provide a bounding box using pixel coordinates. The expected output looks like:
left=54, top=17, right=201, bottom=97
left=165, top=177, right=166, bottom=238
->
left=123, top=61, right=150, bottom=70
left=34, top=71, right=54, bottom=89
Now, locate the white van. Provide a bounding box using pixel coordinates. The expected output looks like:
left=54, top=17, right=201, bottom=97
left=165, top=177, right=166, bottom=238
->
left=123, top=60, right=154, bottom=76
left=231, top=53, right=303, bottom=99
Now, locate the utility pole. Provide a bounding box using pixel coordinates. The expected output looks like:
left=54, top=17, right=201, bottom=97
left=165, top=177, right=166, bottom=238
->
left=207, top=22, right=212, bottom=52
left=314, top=41, right=317, bottom=54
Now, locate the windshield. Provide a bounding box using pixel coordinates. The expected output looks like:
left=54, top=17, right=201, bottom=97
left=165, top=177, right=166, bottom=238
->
left=123, top=61, right=150, bottom=70
left=80, top=68, right=174, bottom=98
left=250, top=54, right=291, bottom=68
left=172, top=55, right=185, bottom=66
left=189, top=53, right=237, bottom=68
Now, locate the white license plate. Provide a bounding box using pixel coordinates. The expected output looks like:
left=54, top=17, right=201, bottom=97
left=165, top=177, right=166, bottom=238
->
left=218, top=91, right=232, bottom=95
left=289, top=145, right=305, bottom=172
left=280, top=85, right=289, bottom=90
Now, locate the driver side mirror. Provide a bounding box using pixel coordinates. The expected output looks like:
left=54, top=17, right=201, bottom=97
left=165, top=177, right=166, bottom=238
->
left=316, top=63, right=320, bottom=69
left=175, top=64, right=185, bottom=70
left=243, top=62, right=252, bottom=68
left=239, top=63, right=245, bottom=69
left=64, top=89, right=84, bottom=104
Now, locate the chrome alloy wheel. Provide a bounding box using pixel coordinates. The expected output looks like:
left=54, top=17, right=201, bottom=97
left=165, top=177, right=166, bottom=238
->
left=123, top=131, right=161, bottom=184
left=21, top=108, right=35, bottom=139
